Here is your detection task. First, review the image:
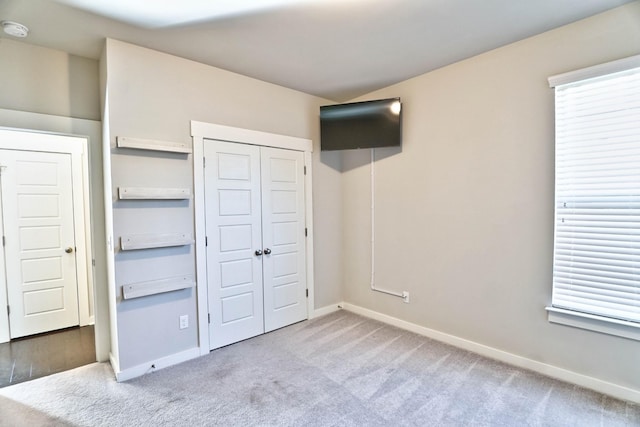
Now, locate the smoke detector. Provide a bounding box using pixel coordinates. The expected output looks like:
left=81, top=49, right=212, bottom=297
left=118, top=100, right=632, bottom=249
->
left=2, top=21, right=29, bottom=38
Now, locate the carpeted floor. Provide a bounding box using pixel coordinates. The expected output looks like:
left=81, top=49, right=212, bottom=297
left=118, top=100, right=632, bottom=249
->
left=0, top=310, right=638, bottom=426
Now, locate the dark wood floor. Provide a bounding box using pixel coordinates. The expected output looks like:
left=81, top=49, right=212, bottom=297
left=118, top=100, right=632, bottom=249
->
left=0, top=326, right=95, bottom=388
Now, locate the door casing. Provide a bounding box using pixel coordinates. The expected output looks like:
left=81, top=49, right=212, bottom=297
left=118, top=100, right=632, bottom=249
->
left=192, top=121, right=315, bottom=355
left=0, top=128, right=94, bottom=344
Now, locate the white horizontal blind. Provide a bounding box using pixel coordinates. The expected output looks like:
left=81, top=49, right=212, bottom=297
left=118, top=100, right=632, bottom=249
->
left=552, top=66, right=640, bottom=323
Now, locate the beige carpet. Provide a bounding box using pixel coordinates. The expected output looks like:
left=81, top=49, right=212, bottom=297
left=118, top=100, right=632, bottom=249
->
left=0, top=311, right=638, bottom=426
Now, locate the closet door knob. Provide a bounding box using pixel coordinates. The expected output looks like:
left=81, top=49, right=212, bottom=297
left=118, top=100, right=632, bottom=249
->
left=65, top=247, right=74, bottom=254
left=255, top=249, right=263, bottom=256
left=263, top=248, right=271, bottom=255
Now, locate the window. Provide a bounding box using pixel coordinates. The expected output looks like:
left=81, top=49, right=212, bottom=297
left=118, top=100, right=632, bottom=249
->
left=547, top=55, right=640, bottom=340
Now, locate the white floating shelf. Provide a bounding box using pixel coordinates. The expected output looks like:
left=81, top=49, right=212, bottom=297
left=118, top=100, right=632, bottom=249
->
left=122, top=275, right=196, bottom=300
left=116, top=136, right=192, bottom=154
left=120, top=233, right=194, bottom=251
left=118, top=187, right=191, bottom=200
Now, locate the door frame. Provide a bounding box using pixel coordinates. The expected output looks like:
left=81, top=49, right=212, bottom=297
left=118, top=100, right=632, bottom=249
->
left=191, top=121, right=314, bottom=355
left=0, top=128, right=94, bottom=343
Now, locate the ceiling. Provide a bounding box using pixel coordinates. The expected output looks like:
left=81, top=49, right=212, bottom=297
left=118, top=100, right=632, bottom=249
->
left=0, top=0, right=635, bottom=101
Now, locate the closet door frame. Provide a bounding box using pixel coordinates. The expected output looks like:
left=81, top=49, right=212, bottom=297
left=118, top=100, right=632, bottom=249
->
left=191, top=121, right=314, bottom=355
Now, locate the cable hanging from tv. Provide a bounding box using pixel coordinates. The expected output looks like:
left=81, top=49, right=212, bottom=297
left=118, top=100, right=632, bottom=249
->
left=369, top=148, right=408, bottom=302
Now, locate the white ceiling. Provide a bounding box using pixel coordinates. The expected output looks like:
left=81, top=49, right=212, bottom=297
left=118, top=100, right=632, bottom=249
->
left=0, top=0, right=635, bottom=101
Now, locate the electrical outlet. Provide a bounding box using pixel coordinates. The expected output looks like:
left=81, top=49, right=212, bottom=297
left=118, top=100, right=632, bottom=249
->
left=402, top=291, right=410, bottom=304
left=179, top=315, right=189, bottom=329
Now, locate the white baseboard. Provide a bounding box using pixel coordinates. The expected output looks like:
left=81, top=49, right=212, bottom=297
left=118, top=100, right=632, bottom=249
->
left=312, top=303, right=344, bottom=318
left=112, top=347, right=201, bottom=382
left=342, top=302, right=640, bottom=404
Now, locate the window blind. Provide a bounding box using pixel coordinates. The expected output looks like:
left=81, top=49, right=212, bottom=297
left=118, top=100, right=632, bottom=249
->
left=552, top=66, right=640, bottom=324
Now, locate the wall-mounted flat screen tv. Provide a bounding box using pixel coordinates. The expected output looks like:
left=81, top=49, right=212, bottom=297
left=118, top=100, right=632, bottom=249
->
left=320, top=97, right=402, bottom=151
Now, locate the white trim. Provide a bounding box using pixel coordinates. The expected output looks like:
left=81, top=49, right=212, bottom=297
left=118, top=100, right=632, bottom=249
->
left=192, top=134, right=209, bottom=356
left=546, top=307, right=640, bottom=342
left=71, top=139, right=92, bottom=328
left=312, top=303, right=343, bottom=318
left=191, top=121, right=314, bottom=355
left=0, top=129, right=84, bottom=154
left=342, top=302, right=640, bottom=404
left=112, top=347, right=201, bottom=382
left=102, top=94, right=120, bottom=366
left=548, top=54, right=640, bottom=87
left=191, top=121, right=313, bottom=152
left=304, top=151, right=315, bottom=319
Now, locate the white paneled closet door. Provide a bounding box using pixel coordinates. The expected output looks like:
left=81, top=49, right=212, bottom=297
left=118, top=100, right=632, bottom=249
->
left=204, top=140, right=307, bottom=350
left=260, top=147, right=307, bottom=332
left=204, top=141, right=264, bottom=349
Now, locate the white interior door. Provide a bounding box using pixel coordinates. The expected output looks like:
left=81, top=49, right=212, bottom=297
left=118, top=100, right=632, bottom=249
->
left=0, top=149, right=80, bottom=338
left=204, top=140, right=264, bottom=349
left=261, top=147, right=307, bottom=332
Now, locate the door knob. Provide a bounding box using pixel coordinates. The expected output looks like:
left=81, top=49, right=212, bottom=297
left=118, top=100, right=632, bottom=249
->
left=65, top=247, right=74, bottom=253
left=255, top=249, right=263, bottom=256
left=263, top=248, right=272, bottom=255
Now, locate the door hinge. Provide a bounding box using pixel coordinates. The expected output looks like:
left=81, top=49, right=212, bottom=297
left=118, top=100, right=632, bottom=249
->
left=208, top=313, right=211, bottom=324
left=2, top=236, right=4, bottom=247
left=92, top=259, right=96, bottom=267
left=306, top=289, right=309, bottom=298
left=304, top=165, right=307, bottom=175
left=205, top=236, right=208, bottom=247
left=203, top=157, right=206, bottom=168
left=305, top=228, right=308, bottom=237
left=6, top=305, right=9, bottom=315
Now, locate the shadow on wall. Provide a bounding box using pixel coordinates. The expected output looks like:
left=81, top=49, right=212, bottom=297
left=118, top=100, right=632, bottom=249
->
left=340, top=146, right=401, bottom=173
left=68, top=54, right=101, bottom=120
left=320, top=150, right=342, bottom=172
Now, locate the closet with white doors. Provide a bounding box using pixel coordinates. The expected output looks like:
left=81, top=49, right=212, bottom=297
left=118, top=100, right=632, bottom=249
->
left=202, top=136, right=311, bottom=350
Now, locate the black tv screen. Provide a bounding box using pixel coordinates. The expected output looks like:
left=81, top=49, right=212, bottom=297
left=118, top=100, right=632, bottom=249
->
left=320, top=98, right=402, bottom=151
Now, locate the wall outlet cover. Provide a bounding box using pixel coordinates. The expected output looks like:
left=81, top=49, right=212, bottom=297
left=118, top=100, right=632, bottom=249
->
left=179, top=315, right=189, bottom=329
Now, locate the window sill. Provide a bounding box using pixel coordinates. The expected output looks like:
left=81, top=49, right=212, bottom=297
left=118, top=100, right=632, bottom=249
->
left=546, top=307, right=640, bottom=342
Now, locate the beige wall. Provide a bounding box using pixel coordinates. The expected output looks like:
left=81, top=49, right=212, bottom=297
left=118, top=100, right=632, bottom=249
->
left=103, top=39, right=343, bottom=370
left=0, top=39, right=99, bottom=120
left=342, top=2, right=640, bottom=391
